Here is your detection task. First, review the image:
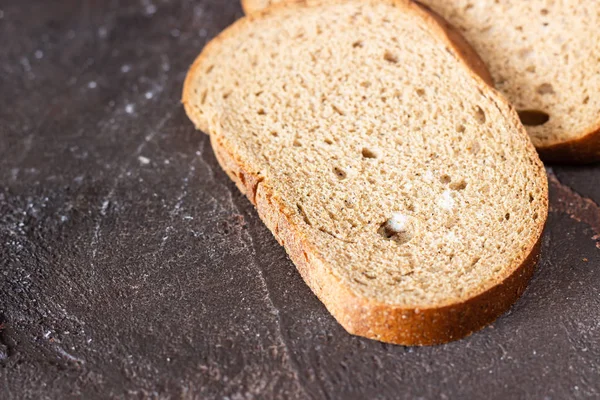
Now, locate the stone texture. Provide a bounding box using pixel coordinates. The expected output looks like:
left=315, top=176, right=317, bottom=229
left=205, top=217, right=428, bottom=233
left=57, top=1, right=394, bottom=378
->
left=0, top=1, right=598, bottom=399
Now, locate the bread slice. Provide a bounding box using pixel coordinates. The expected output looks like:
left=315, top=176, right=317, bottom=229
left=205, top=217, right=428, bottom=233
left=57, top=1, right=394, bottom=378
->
left=183, top=0, right=548, bottom=345
left=242, top=0, right=600, bottom=163
left=416, top=0, right=600, bottom=163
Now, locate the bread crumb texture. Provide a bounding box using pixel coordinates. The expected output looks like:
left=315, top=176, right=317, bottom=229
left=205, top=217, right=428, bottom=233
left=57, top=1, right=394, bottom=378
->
left=414, top=0, right=600, bottom=149
left=243, top=0, right=600, bottom=153
left=185, top=0, right=547, bottom=312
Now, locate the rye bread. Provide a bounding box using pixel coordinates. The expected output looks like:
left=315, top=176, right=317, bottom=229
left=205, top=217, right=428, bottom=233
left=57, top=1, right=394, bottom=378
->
left=183, top=0, right=548, bottom=345
left=242, top=0, right=600, bottom=163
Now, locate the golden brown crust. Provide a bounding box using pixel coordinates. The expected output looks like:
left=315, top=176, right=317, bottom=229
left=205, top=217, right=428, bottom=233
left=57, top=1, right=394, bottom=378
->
left=536, top=122, right=600, bottom=164
left=182, top=0, right=549, bottom=345
left=242, top=0, right=306, bottom=15
left=211, top=130, right=544, bottom=345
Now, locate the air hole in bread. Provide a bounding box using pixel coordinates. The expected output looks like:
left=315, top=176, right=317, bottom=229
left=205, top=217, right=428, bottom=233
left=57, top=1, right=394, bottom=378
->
left=270, top=131, right=278, bottom=137
left=362, top=147, right=378, bottom=159
left=223, top=92, right=231, bottom=99
left=583, top=96, right=590, bottom=105
left=456, top=124, right=466, bottom=133
left=518, top=48, right=534, bottom=59
left=352, top=40, right=363, bottom=48
left=324, top=138, right=333, bottom=145
left=526, top=65, right=536, bottom=73
left=518, top=110, right=550, bottom=126
left=537, top=83, right=555, bottom=95
left=360, top=81, right=371, bottom=88
left=533, top=212, right=539, bottom=220
left=440, top=174, right=452, bottom=184
left=416, top=88, right=425, bottom=97
left=363, top=271, right=377, bottom=280
left=293, top=139, right=302, bottom=147
left=474, top=106, right=486, bottom=124
left=384, top=51, right=398, bottom=64
left=529, top=193, right=534, bottom=203
left=200, top=90, right=208, bottom=105
left=333, top=166, right=347, bottom=180
left=450, top=180, right=467, bottom=191
left=540, top=8, right=549, bottom=15
left=257, top=108, right=266, bottom=115
left=505, top=213, right=511, bottom=221
left=206, top=65, right=214, bottom=74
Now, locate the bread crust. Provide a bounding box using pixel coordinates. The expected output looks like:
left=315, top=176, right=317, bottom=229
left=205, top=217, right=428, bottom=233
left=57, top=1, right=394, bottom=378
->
left=536, top=122, right=600, bottom=164
left=183, top=0, right=548, bottom=345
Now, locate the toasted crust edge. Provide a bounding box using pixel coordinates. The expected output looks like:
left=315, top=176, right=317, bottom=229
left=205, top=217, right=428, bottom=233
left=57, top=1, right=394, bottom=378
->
left=182, top=0, right=548, bottom=345
left=210, top=131, right=544, bottom=345
left=536, top=123, right=600, bottom=164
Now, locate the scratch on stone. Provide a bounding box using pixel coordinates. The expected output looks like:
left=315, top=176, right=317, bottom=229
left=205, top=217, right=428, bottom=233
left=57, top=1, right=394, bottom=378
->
left=2, top=368, right=10, bottom=399
left=547, top=169, right=600, bottom=249
left=55, top=346, right=85, bottom=364
left=224, top=181, right=309, bottom=397
left=192, top=136, right=302, bottom=382
left=16, top=108, right=53, bottom=165
left=196, top=142, right=216, bottom=180
left=90, top=110, right=175, bottom=261
left=159, top=164, right=197, bottom=251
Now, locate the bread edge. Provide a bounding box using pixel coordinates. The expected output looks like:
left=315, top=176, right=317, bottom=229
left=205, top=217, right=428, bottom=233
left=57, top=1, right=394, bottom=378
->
left=182, top=0, right=548, bottom=345
left=536, top=122, right=600, bottom=164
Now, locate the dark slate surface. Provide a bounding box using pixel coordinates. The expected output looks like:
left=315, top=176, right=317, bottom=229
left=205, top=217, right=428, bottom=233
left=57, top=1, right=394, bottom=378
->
left=0, top=1, right=599, bottom=399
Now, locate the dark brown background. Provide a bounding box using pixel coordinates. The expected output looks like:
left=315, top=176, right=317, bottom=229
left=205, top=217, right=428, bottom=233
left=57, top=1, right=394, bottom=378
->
left=1, top=1, right=599, bottom=399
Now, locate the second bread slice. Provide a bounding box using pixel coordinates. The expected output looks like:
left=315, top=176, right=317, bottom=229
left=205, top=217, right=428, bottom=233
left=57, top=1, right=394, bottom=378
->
left=183, top=0, right=548, bottom=345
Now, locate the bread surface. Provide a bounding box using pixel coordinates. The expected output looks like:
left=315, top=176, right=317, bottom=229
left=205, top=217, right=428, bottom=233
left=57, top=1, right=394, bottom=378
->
left=242, top=0, right=600, bottom=162
left=183, top=0, right=548, bottom=345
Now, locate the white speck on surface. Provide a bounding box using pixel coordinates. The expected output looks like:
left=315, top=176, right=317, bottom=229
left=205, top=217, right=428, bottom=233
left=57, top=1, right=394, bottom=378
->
left=20, top=57, right=31, bottom=72
left=138, top=156, right=150, bottom=165
left=60, top=215, right=68, bottom=222
left=125, top=104, right=135, bottom=114
left=424, top=170, right=434, bottom=182
left=164, top=159, right=170, bottom=165
left=446, top=231, right=458, bottom=242
left=98, top=26, right=108, bottom=38
left=88, top=81, right=97, bottom=89
left=170, top=28, right=180, bottom=38
left=145, top=91, right=154, bottom=99
left=121, top=64, right=131, bottom=73
left=183, top=216, right=194, bottom=220
left=387, top=212, right=408, bottom=233
left=438, top=190, right=455, bottom=210
left=43, top=331, right=52, bottom=339
left=101, top=200, right=110, bottom=216
left=196, top=151, right=201, bottom=156
left=34, top=50, right=44, bottom=59
left=145, top=4, right=157, bottom=15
